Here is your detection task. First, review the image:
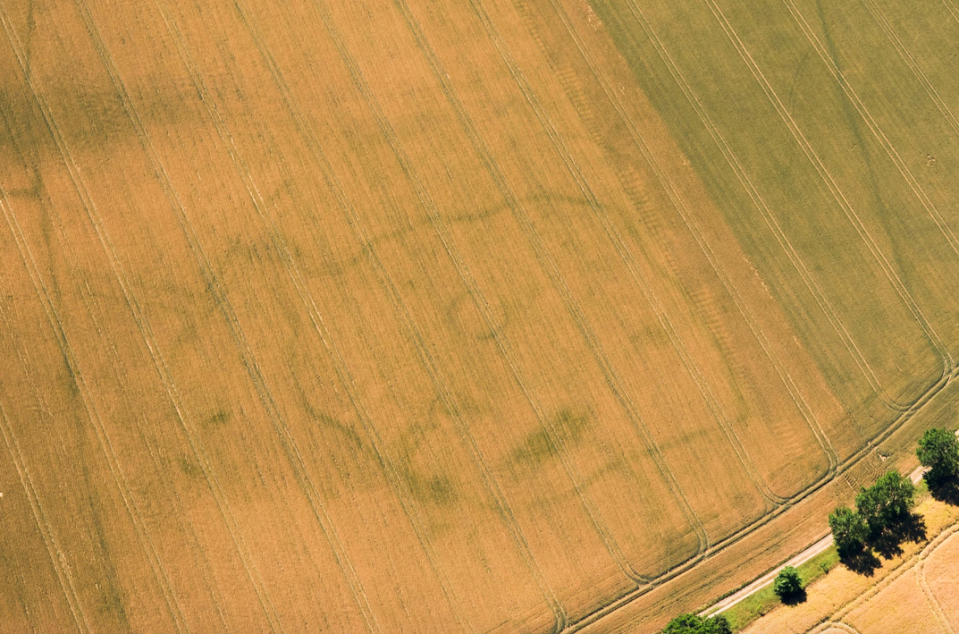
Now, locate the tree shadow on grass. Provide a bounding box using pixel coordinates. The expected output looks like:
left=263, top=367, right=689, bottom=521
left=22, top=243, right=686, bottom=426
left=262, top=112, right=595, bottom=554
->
left=780, top=589, right=808, bottom=606
left=928, top=475, right=959, bottom=506
left=839, top=548, right=882, bottom=576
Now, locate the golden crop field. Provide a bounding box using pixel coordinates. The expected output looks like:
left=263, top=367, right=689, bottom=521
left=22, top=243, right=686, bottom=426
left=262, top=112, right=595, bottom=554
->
left=805, top=525, right=959, bottom=634
left=0, top=0, right=957, bottom=632
left=740, top=486, right=959, bottom=634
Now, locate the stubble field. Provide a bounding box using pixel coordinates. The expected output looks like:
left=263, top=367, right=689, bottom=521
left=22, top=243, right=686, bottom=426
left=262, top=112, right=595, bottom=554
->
left=770, top=519, right=959, bottom=634
left=1, top=0, right=958, bottom=632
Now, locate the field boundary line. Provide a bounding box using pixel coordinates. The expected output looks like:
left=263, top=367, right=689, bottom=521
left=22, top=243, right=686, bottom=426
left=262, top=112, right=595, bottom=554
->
left=565, top=370, right=952, bottom=632
left=700, top=429, right=959, bottom=618
left=701, top=0, right=953, bottom=378
left=389, top=0, right=710, bottom=570
left=781, top=0, right=959, bottom=266
left=526, top=0, right=839, bottom=478
left=802, top=515, right=959, bottom=632
left=619, top=0, right=935, bottom=412
left=485, top=0, right=806, bottom=507
left=0, top=12, right=195, bottom=631
left=0, top=398, right=89, bottom=633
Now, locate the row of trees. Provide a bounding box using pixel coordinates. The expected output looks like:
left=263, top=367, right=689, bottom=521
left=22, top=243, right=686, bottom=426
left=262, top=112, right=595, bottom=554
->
left=829, top=427, right=958, bottom=565
left=660, top=427, right=957, bottom=633
left=828, top=471, right=915, bottom=560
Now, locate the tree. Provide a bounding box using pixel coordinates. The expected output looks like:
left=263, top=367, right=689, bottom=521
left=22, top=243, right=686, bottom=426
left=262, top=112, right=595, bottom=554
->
left=662, top=613, right=732, bottom=634
left=917, top=427, right=959, bottom=486
left=828, top=506, right=868, bottom=556
left=773, top=566, right=803, bottom=601
left=855, top=471, right=915, bottom=536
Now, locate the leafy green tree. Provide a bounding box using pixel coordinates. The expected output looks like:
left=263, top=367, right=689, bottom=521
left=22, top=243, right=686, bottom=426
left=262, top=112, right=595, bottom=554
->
left=773, top=566, right=803, bottom=601
left=662, top=613, right=732, bottom=634
left=828, top=506, right=868, bottom=556
left=855, top=471, right=915, bottom=536
left=917, top=427, right=959, bottom=485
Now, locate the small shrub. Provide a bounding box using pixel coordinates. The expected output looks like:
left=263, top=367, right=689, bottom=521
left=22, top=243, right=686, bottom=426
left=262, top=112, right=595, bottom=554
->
left=773, top=566, right=802, bottom=601
left=662, top=613, right=731, bottom=634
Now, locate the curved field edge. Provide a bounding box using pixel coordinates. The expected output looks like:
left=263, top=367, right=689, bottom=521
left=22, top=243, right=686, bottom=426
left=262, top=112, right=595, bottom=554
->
left=587, top=0, right=957, bottom=429
left=575, top=376, right=959, bottom=634
left=1, top=0, right=958, bottom=631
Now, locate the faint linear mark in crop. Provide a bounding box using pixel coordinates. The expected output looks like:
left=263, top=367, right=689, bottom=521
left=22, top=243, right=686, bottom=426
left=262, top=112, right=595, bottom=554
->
left=513, top=0, right=840, bottom=484
left=700, top=0, right=952, bottom=379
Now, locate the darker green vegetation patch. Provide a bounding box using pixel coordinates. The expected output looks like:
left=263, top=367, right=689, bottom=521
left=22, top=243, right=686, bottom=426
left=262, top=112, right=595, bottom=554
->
left=510, top=408, right=590, bottom=467
left=661, top=613, right=731, bottom=634
left=398, top=465, right=457, bottom=507
left=202, top=409, right=231, bottom=430
left=178, top=455, right=202, bottom=480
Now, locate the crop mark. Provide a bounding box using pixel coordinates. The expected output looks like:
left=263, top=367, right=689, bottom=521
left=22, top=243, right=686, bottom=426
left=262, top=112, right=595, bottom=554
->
left=388, top=0, right=710, bottom=582
left=509, top=409, right=591, bottom=468
left=68, top=0, right=394, bottom=630
left=0, top=130, right=191, bottom=634
left=0, top=3, right=308, bottom=631
left=145, top=1, right=518, bottom=630
left=23, top=0, right=34, bottom=79
left=0, top=16, right=198, bottom=625
left=522, top=0, right=841, bottom=486
left=343, top=0, right=705, bottom=588
left=188, top=0, right=720, bottom=624
left=221, top=0, right=571, bottom=625
left=472, top=0, right=793, bottom=510
left=201, top=409, right=230, bottom=431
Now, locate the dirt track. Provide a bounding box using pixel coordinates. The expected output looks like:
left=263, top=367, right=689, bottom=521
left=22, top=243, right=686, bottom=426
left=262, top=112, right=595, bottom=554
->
left=701, top=430, right=959, bottom=618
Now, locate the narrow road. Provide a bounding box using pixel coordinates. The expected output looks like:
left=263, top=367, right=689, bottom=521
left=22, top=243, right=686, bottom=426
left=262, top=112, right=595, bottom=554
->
left=700, top=432, right=958, bottom=618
